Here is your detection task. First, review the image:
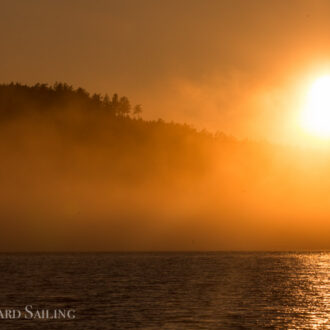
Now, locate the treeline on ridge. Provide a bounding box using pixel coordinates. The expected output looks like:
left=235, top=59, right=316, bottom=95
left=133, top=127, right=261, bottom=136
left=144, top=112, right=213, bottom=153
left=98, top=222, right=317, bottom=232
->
left=0, top=82, right=240, bottom=180
left=0, top=82, right=142, bottom=119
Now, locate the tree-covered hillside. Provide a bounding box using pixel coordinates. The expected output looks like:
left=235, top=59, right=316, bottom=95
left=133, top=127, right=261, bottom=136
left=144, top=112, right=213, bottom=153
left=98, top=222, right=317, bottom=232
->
left=0, top=82, right=139, bottom=118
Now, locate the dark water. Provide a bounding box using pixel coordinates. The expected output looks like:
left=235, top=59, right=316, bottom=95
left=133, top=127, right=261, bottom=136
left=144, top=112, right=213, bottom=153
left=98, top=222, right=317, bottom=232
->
left=0, top=252, right=328, bottom=329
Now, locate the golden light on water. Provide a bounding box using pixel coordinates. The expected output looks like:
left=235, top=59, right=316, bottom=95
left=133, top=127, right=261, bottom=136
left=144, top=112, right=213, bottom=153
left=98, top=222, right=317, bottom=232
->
left=301, top=75, right=330, bottom=138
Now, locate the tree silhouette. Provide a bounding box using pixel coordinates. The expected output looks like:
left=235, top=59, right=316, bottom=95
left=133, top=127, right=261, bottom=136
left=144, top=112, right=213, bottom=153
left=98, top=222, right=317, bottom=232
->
left=117, top=96, right=131, bottom=116
left=133, top=104, right=142, bottom=117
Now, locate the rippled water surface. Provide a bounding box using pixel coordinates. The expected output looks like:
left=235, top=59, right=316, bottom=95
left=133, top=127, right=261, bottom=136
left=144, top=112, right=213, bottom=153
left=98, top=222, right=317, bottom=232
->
left=0, top=252, right=328, bottom=329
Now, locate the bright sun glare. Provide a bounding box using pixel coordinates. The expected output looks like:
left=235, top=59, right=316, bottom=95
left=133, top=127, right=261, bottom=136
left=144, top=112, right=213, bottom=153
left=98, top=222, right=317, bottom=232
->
left=302, top=75, right=330, bottom=138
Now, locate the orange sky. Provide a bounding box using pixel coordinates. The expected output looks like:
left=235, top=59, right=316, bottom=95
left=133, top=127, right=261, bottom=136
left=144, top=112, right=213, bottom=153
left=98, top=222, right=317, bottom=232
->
left=2, top=0, right=330, bottom=142
left=2, top=1, right=330, bottom=251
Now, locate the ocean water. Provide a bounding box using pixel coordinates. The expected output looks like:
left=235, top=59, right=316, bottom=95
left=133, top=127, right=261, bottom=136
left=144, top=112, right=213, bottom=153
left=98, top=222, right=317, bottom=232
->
left=0, top=252, right=328, bottom=329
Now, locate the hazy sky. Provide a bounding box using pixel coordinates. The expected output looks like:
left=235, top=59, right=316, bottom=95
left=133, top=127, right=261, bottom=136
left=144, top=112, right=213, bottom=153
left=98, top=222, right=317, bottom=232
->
left=2, top=0, right=330, bottom=142
left=2, top=1, right=330, bottom=251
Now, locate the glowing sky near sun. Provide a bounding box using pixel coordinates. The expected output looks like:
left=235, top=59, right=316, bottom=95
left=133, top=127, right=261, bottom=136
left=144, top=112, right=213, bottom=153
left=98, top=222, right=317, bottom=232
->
left=301, top=76, right=330, bottom=137
left=2, top=0, right=330, bottom=144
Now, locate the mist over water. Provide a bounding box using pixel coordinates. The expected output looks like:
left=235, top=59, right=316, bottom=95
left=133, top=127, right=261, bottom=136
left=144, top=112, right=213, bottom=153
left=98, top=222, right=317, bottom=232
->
left=0, top=83, right=330, bottom=251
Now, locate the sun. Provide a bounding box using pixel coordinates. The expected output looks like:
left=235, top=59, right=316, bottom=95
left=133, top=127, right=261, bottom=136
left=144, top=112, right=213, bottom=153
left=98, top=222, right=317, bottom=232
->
left=301, top=75, right=330, bottom=138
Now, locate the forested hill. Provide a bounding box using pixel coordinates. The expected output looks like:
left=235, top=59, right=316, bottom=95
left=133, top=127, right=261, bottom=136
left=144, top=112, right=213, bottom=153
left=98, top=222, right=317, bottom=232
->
left=0, top=82, right=140, bottom=118
left=0, top=82, right=238, bottom=180
left=0, top=82, right=232, bottom=143
left=0, top=82, right=237, bottom=174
